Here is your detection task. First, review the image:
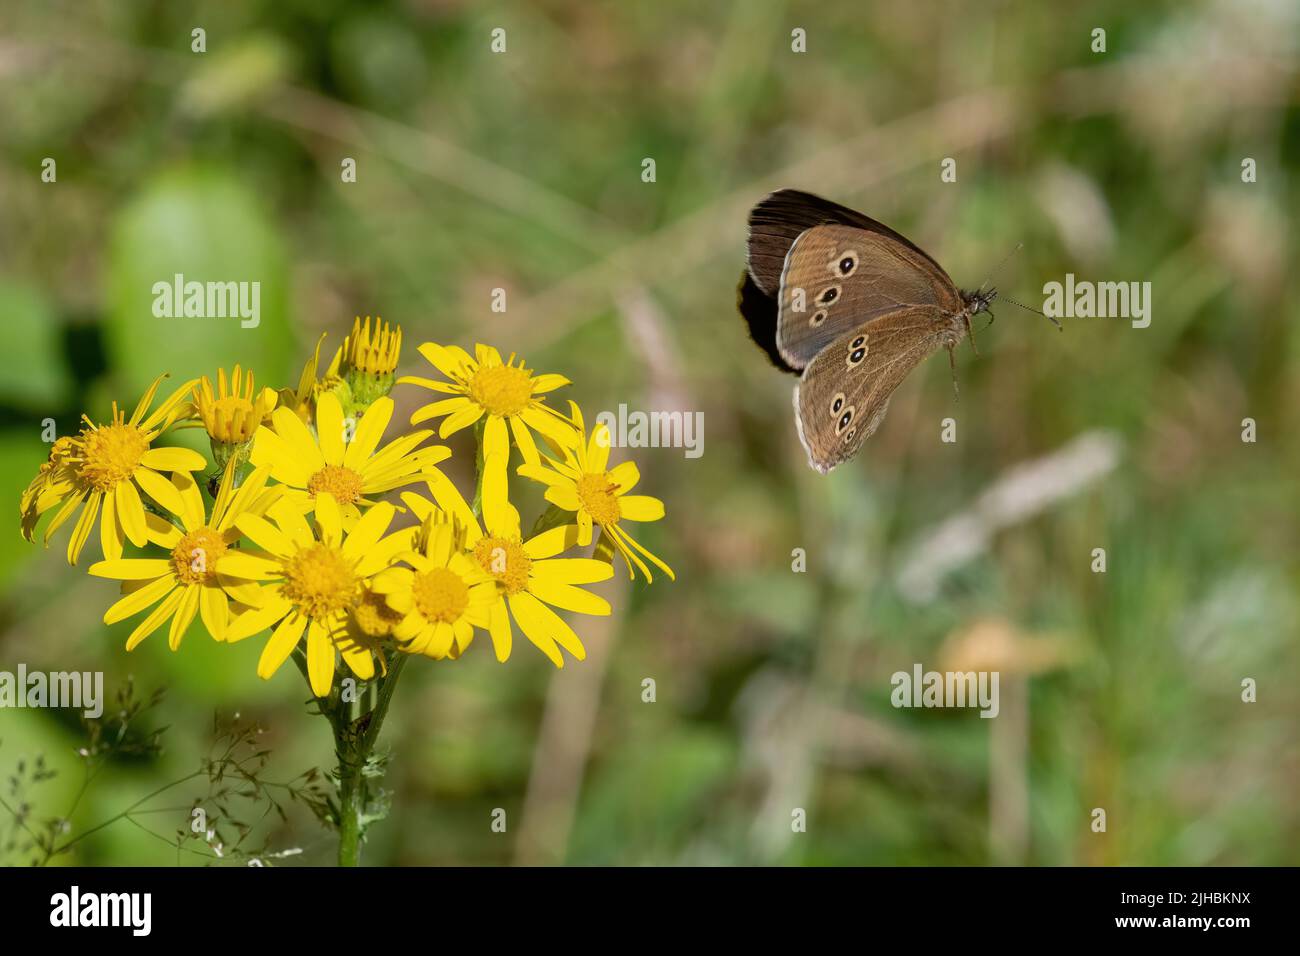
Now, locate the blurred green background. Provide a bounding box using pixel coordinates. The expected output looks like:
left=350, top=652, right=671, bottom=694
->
left=1, top=0, right=1298, bottom=865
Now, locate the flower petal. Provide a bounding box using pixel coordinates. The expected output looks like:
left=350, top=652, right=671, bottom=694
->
left=168, top=584, right=202, bottom=650
left=67, top=490, right=102, bottom=565
left=529, top=556, right=614, bottom=585
left=217, top=551, right=282, bottom=580
left=343, top=501, right=395, bottom=559
left=522, top=525, right=582, bottom=559
left=508, top=591, right=584, bottom=666
left=306, top=621, right=336, bottom=697
left=340, top=640, right=375, bottom=680
left=314, top=492, right=342, bottom=547
left=438, top=402, right=484, bottom=439
left=529, top=373, right=570, bottom=393
left=484, top=414, right=509, bottom=462
left=527, top=578, right=611, bottom=616
left=509, top=414, right=540, bottom=466
left=99, top=491, right=123, bottom=562
left=269, top=405, right=326, bottom=473
left=140, top=446, right=207, bottom=473
left=104, top=575, right=176, bottom=625
left=315, top=391, right=347, bottom=466
left=417, top=342, right=474, bottom=381
left=344, top=397, right=394, bottom=470
left=250, top=425, right=315, bottom=487
left=125, top=586, right=185, bottom=650
left=607, top=460, right=640, bottom=494
left=587, top=421, right=612, bottom=473
left=235, top=513, right=294, bottom=557
left=256, top=611, right=307, bottom=676
left=134, top=467, right=186, bottom=517
left=617, top=495, right=665, bottom=522
left=90, top=558, right=173, bottom=581
left=487, top=597, right=512, bottom=661
left=410, top=396, right=470, bottom=425
left=200, top=584, right=229, bottom=642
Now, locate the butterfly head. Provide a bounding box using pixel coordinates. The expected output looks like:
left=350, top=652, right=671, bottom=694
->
left=964, top=287, right=998, bottom=316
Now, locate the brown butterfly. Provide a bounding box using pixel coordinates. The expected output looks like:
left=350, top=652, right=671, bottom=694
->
left=738, top=189, right=1001, bottom=474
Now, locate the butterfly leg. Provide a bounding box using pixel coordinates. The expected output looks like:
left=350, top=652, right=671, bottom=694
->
left=963, top=313, right=980, bottom=356
left=948, top=345, right=959, bottom=401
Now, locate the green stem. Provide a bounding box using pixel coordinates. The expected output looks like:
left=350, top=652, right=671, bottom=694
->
left=337, top=763, right=364, bottom=867
left=327, top=652, right=408, bottom=867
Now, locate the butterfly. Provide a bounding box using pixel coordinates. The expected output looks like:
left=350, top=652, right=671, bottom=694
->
left=738, top=189, right=1000, bottom=474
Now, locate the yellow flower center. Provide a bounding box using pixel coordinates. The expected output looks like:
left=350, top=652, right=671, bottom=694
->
left=474, top=535, right=531, bottom=594
left=352, top=586, right=404, bottom=638
left=467, top=364, right=533, bottom=417
left=411, top=567, right=470, bottom=624
left=280, top=543, right=359, bottom=619
left=576, top=472, right=621, bottom=526
left=171, top=527, right=229, bottom=586
left=77, top=422, right=149, bottom=490
left=307, top=465, right=364, bottom=504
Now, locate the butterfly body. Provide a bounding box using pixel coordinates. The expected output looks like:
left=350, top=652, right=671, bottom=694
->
left=739, top=189, right=992, bottom=473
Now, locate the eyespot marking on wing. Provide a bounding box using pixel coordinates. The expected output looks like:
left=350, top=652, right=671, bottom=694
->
left=810, top=310, right=827, bottom=327
left=830, top=392, right=845, bottom=415
left=843, top=426, right=856, bottom=444
left=836, top=405, right=855, bottom=435
left=830, top=249, right=859, bottom=277
left=846, top=333, right=869, bottom=368
left=817, top=285, right=841, bottom=306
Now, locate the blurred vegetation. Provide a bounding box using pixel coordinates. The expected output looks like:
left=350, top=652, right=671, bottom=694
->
left=0, top=0, right=1297, bottom=865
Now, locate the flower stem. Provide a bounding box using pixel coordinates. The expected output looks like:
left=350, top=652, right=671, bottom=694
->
left=325, top=652, right=408, bottom=867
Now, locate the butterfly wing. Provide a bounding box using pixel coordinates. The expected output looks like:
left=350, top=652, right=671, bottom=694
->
left=794, top=305, right=952, bottom=473
left=746, top=189, right=951, bottom=296
left=736, top=270, right=798, bottom=373
left=776, top=224, right=963, bottom=370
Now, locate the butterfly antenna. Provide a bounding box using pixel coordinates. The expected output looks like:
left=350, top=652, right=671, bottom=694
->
left=978, top=242, right=1024, bottom=294
left=1002, top=294, right=1063, bottom=330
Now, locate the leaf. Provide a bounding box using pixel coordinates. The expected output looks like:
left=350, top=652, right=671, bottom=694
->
left=105, top=167, right=295, bottom=398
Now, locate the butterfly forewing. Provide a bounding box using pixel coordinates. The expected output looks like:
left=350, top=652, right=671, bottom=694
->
left=776, top=224, right=962, bottom=370
left=746, top=189, right=953, bottom=296
left=794, top=305, right=951, bottom=473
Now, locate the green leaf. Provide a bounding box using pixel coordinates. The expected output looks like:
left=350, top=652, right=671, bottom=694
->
left=105, top=167, right=294, bottom=397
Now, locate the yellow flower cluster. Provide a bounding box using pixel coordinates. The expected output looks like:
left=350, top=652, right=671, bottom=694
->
left=19, top=325, right=672, bottom=697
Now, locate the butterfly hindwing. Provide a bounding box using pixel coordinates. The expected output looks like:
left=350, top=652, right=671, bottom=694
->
left=776, top=224, right=963, bottom=370
left=794, top=305, right=951, bottom=473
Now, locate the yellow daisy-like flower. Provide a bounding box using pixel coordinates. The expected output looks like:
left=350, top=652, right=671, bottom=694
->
left=404, top=452, right=614, bottom=667
left=518, top=402, right=673, bottom=583
left=24, top=375, right=204, bottom=565
left=371, top=512, right=497, bottom=660
left=217, top=493, right=410, bottom=697
left=338, top=316, right=404, bottom=414
left=250, top=391, right=450, bottom=525
left=399, top=343, right=579, bottom=466
left=185, top=366, right=278, bottom=446
left=342, top=315, right=400, bottom=372
left=20, top=435, right=78, bottom=542
left=86, top=466, right=278, bottom=650
left=343, top=582, right=405, bottom=667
